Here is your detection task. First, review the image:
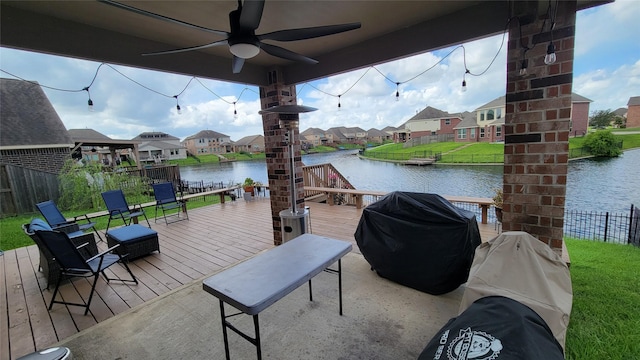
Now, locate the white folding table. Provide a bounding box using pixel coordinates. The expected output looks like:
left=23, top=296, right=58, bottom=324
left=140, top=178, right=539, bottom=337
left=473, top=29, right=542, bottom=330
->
left=202, top=233, right=352, bottom=360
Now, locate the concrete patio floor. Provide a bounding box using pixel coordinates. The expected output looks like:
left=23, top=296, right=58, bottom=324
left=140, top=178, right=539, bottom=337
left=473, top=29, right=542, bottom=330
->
left=56, top=251, right=465, bottom=360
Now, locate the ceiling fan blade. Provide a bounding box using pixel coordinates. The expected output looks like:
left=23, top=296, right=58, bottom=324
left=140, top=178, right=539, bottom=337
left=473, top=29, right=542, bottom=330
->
left=232, top=56, right=245, bottom=74
left=259, top=23, right=361, bottom=42
left=98, top=0, right=228, bottom=36
left=142, top=40, right=228, bottom=56
left=260, top=43, right=318, bottom=64
left=239, top=0, right=265, bottom=31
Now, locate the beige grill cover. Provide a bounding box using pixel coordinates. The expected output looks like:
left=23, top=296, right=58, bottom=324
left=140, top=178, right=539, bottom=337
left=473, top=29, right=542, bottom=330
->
left=460, top=231, right=573, bottom=350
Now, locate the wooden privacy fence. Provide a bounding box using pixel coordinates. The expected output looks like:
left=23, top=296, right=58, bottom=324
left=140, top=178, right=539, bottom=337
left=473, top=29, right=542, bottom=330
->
left=0, top=164, right=60, bottom=216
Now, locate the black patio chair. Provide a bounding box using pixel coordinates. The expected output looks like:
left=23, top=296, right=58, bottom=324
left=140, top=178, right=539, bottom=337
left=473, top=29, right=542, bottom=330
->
left=34, top=229, right=138, bottom=315
left=36, top=200, right=104, bottom=242
left=152, top=182, right=189, bottom=225
left=101, top=189, right=150, bottom=232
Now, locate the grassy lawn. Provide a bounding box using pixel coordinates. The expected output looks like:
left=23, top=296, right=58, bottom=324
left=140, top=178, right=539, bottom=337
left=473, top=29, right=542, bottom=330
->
left=361, top=130, right=640, bottom=163
left=0, top=194, right=233, bottom=251
left=564, top=238, right=640, bottom=360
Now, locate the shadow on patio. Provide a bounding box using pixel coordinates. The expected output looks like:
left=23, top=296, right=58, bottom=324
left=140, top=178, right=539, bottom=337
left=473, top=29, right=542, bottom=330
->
left=2, top=197, right=499, bottom=360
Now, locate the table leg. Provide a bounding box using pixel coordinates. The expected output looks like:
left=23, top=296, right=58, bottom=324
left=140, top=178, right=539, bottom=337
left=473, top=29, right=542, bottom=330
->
left=308, top=279, right=313, bottom=301
left=253, top=315, right=262, bottom=360
left=219, top=300, right=231, bottom=360
left=338, top=258, right=343, bottom=315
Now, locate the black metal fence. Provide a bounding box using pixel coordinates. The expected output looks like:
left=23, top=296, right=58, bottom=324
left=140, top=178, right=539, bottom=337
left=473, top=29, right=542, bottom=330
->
left=452, top=202, right=639, bottom=246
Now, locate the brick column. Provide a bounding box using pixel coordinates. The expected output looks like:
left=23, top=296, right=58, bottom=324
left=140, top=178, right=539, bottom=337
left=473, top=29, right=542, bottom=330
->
left=260, top=69, right=306, bottom=245
left=503, top=0, right=576, bottom=255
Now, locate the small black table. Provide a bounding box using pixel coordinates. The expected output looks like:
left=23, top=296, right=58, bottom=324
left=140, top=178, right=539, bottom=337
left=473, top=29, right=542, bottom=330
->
left=202, top=233, right=352, bottom=360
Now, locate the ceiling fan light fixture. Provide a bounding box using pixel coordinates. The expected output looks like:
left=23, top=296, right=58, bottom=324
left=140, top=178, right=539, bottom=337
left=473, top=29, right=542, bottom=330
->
left=229, top=43, right=260, bottom=59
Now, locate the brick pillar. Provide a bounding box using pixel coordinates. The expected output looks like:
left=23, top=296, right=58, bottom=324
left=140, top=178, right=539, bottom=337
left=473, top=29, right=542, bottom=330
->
left=259, top=69, right=305, bottom=245
left=503, top=0, right=576, bottom=255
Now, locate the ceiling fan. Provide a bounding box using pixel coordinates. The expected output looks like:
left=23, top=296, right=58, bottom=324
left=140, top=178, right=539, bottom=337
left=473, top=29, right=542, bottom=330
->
left=99, top=0, right=361, bottom=74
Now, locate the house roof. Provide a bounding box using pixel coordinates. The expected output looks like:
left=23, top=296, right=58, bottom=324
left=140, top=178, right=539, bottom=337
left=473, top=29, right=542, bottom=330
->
left=366, top=128, right=388, bottom=137
left=235, top=134, right=264, bottom=146
left=454, top=112, right=480, bottom=129
left=571, top=93, right=593, bottom=103
left=408, top=106, right=450, bottom=121
left=613, top=107, right=627, bottom=117
left=68, top=128, right=112, bottom=141
left=68, top=128, right=141, bottom=149
left=0, top=78, right=73, bottom=149
left=183, top=130, right=229, bottom=141
left=476, top=96, right=506, bottom=111
left=139, top=140, right=180, bottom=151
left=132, top=131, right=179, bottom=141
left=381, top=126, right=398, bottom=133
left=628, top=96, right=640, bottom=106
left=301, top=127, right=326, bottom=136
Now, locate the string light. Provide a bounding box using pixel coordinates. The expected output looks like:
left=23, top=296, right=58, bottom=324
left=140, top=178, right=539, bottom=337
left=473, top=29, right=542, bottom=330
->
left=544, top=42, right=557, bottom=65
left=173, top=95, right=182, bottom=114
left=543, top=0, right=558, bottom=65
left=461, top=69, right=469, bottom=92
left=83, top=87, right=94, bottom=111
left=3, top=13, right=513, bottom=114
left=233, top=102, right=238, bottom=119
left=519, top=58, right=529, bottom=76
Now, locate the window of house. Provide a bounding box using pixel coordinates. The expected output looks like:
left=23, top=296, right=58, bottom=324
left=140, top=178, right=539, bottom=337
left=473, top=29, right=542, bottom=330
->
left=496, top=108, right=502, bottom=119
left=480, top=112, right=485, bottom=121
left=496, top=126, right=502, bottom=137
left=487, top=110, right=495, bottom=120
left=444, top=119, right=451, bottom=125
left=457, top=129, right=466, bottom=139
left=480, top=128, right=485, bottom=138
left=470, top=128, right=476, bottom=138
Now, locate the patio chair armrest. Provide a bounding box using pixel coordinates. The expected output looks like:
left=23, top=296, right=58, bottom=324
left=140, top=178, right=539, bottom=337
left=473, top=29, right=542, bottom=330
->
left=85, top=244, right=121, bottom=262
left=73, top=213, right=93, bottom=223
left=53, top=222, right=81, bottom=234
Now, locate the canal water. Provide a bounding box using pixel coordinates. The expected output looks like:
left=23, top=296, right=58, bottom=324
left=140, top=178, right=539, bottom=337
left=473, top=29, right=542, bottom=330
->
left=180, top=148, right=640, bottom=214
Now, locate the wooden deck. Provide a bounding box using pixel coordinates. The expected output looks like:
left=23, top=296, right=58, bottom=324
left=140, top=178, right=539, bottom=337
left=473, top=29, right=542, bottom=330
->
left=1, top=198, right=499, bottom=360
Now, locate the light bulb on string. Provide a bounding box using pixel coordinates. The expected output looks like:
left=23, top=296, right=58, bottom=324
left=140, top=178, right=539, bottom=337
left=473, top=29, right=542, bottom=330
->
left=519, top=59, right=528, bottom=76
left=174, top=95, right=182, bottom=115
left=338, top=95, right=341, bottom=110
left=395, top=83, right=400, bottom=102
left=233, top=102, right=238, bottom=119
left=83, top=87, right=94, bottom=111
left=544, top=42, right=556, bottom=65
left=461, top=69, right=469, bottom=93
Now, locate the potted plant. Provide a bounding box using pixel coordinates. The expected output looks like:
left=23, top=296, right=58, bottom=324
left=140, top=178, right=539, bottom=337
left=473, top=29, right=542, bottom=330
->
left=492, top=188, right=503, bottom=222
left=243, top=177, right=255, bottom=196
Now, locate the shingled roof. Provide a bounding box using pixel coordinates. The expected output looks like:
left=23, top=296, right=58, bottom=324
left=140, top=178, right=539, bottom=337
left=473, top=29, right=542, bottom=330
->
left=183, top=129, right=229, bottom=141
left=0, top=78, right=73, bottom=149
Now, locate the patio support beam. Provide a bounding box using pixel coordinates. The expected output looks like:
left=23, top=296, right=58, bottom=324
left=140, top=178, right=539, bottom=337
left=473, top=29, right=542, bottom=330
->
left=259, top=69, right=305, bottom=245
left=503, top=0, right=577, bottom=256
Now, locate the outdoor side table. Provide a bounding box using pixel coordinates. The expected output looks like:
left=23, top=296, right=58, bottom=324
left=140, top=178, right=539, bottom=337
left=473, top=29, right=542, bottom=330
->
left=202, top=233, right=352, bottom=360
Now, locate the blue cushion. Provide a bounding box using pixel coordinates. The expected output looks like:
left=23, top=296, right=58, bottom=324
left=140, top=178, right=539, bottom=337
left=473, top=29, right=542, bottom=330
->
left=107, top=224, right=157, bottom=242
left=29, top=218, right=52, bottom=232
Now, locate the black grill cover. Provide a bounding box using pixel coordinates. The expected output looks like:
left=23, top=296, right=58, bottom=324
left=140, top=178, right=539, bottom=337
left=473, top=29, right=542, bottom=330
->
left=354, top=192, right=481, bottom=295
left=418, top=296, right=564, bottom=360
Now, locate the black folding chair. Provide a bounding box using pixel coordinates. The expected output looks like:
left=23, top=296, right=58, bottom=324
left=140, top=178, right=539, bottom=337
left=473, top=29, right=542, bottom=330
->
left=36, top=200, right=104, bottom=242
left=35, top=230, right=138, bottom=315
left=101, top=189, right=150, bottom=232
left=152, top=182, right=189, bottom=225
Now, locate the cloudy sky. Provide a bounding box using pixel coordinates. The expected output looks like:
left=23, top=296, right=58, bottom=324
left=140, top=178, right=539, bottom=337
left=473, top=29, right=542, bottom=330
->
left=1, top=0, right=638, bottom=142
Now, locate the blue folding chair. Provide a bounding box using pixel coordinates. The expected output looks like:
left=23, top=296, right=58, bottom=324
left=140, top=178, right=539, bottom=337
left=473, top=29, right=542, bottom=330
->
left=152, top=182, right=189, bottom=225
left=36, top=200, right=104, bottom=242
left=101, top=189, right=150, bottom=232
left=35, top=229, right=137, bottom=315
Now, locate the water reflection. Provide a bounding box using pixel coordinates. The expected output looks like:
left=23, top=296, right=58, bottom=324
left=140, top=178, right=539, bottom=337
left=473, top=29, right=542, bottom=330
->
left=179, top=148, right=640, bottom=213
